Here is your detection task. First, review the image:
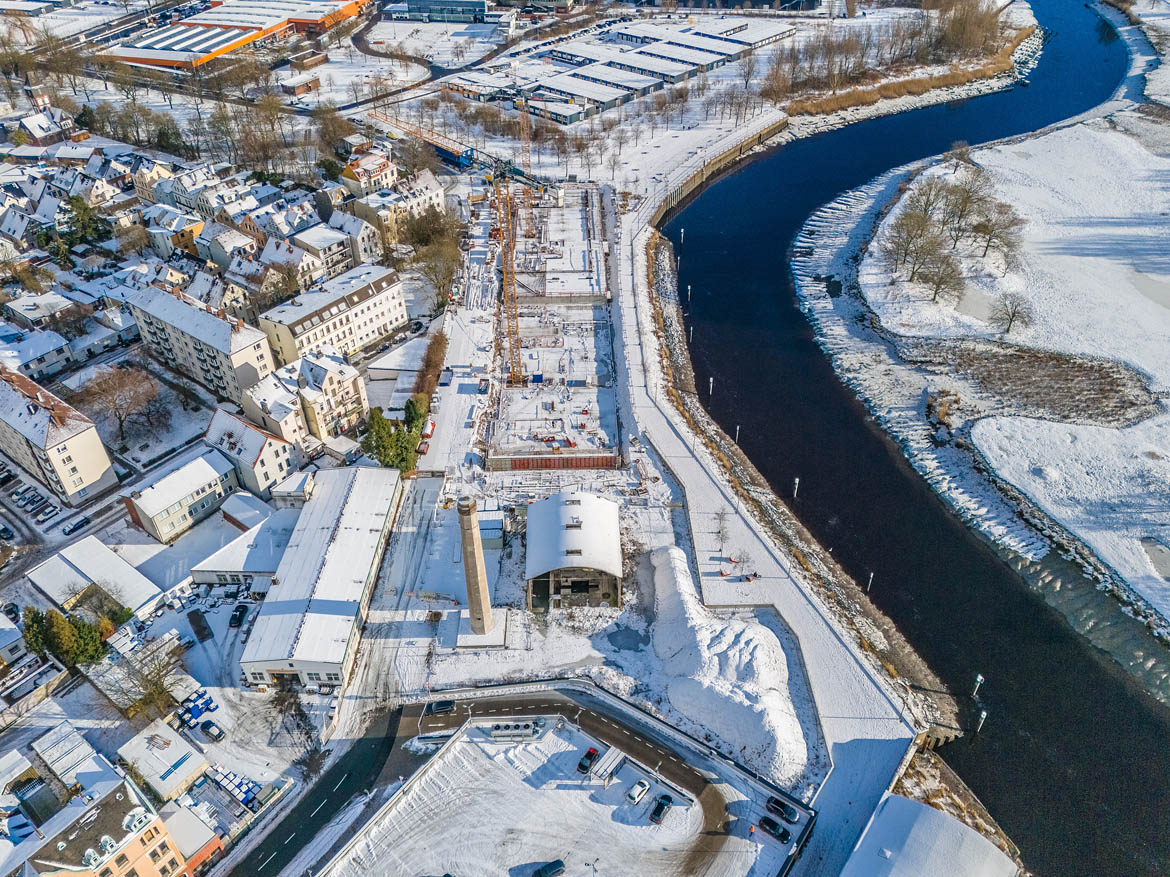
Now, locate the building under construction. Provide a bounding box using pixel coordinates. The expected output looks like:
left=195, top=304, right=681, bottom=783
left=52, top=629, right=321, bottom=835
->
left=486, top=183, right=619, bottom=472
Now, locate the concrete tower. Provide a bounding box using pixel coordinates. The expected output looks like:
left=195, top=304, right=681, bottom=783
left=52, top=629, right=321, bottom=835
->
left=458, top=496, right=494, bottom=635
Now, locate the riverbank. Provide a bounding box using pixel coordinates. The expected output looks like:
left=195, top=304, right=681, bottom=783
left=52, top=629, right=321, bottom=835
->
left=789, top=2, right=1170, bottom=684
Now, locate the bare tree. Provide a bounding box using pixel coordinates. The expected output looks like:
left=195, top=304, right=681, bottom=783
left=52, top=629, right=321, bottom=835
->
left=920, top=249, right=964, bottom=303
left=939, top=172, right=990, bottom=248
left=905, top=175, right=950, bottom=219
left=989, top=292, right=1034, bottom=333
left=973, top=202, right=1025, bottom=259
left=738, top=49, right=758, bottom=89
left=880, top=208, right=932, bottom=274
left=713, top=507, right=731, bottom=560
left=416, top=240, right=462, bottom=313
left=945, top=140, right=971, bottom=173
left=78, top=366, right=158, bottom=441
left=116, top=223, right=150, bottom=256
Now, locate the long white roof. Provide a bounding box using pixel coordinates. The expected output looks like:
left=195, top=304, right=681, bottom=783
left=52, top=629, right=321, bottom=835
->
left=240, top=467, right=400, bottom=668
left=126, top=286, right=267, bottom=354
left=524, top=491, right=622, bottom=581
left=126, top=448, right=234, bottom=519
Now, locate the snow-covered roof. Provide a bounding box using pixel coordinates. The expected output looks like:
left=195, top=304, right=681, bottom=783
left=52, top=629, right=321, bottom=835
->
left=125, top=286, right=266, bottom=354
left=0, top=613, right=20, bottom=654
left=841, top=794, right=1019, bottom=877
left=220, top=491, right=274, bottom=531
left=116, top=719, right=207, bottom=801
left=127, top=448, right=235, bottom=519
left=0, top=367, right=95, bottom=448
left=204, top=408, right=287, bottom=469
left=524, top=491, right=622, bottom=581
left=245, top=372, right=300, bottom=423
left=192, top=507, right=299, bottom=576
left=260, top=265, right=398, bottom=327
left=293, top=223, right=348, bottom=250
left=240, top=467, right=400, bottom=668
left=26, top=535, right=163, bottom=615
left=6, top=290, right=71, bottom=322
left=0, top=322, right=68, bottom=370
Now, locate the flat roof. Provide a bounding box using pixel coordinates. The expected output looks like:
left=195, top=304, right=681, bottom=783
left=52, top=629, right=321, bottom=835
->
left=117, top=720, right=208, bottom=801
left=184, top=0, right=354, bottom=29
left=240, top=467, right=400, bottom=668
left=635, top=41, right=726, bottom=66
left=538, top=72, right=628, bottom=104
left=192, top=507, right=299, bottom=575
left=220, top=491, right=274, bottom=530
left=570, top=62, right=660, bottom=91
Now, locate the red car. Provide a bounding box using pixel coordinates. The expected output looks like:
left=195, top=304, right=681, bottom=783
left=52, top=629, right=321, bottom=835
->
left=416, top=440, right=430, bottom=455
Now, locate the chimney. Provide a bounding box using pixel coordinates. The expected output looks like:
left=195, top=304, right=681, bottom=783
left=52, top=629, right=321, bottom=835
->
left=458, top=497, right=493, bottom=635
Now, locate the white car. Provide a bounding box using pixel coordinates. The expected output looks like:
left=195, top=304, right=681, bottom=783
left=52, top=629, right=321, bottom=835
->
left=627, top=779, right=650, bottom=805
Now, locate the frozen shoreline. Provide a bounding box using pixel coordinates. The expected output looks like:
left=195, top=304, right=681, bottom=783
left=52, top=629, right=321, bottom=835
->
left=787, top=4, right=1170, bottom=642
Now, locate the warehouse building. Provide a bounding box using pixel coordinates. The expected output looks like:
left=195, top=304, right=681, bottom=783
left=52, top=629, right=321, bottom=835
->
left=104, top=0, right=373, bottom=69
left=524, top=491, right=622, bottom=611
left=240, top=467, right=402, bottom=688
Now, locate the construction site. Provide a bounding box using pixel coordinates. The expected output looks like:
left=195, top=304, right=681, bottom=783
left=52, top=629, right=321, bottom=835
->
left=485, top=182, right=621, bottom=473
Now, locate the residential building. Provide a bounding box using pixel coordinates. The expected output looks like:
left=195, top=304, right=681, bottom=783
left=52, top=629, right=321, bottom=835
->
left=123, top=448, right=239, bottom=543
left=258, top=265, right=405, bottom=365
left=0, top=722, right=218, bottom=877
left=126, top=287, right=273, bottom=403
left=0, top=321, right=71, bottom=380
left=141, top=204, right=204, bottom=259
left=292, top=223, right=352, bottom=279
left=327, top=209, right=382, bottom=265
left=260, top=238, right=325, bottom=291
left=133, top=159, right=175, bottom=203
left=203, top=408, right=296, bottom=498
left=243, top=346, right=368, bottom=448
left=240, top=466, right=401, bottom=688
left=348, top=170, right=444, bottom=246
left=0, top=368, right=117, bottom=505
left=0, top=614, right=25, bottom=669
left=339, top=149, right=396, bottom=198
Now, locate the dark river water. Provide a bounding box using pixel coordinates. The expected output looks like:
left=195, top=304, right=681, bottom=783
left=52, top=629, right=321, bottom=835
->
left=663, top=3, right=1170, bottom=875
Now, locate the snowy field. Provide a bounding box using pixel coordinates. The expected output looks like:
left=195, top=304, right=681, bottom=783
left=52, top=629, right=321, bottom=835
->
left=365, top=19, right=510, bottom=67
left=853, top=99, right=1170, bottom=624
left=325, top=721, right=789, bottom=876
left=281, top=46, right=427, bottom=108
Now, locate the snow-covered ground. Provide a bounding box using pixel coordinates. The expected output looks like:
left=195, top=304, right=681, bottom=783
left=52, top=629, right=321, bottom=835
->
left=364, top=19, right=510, bottom=67
left=1133, top=0, right=1170, bottom=103
left=325, top=720, right=787, bottom=876
left=280, top=46, right=427, bottom=108
left=0, top=0, right=147, bottom=43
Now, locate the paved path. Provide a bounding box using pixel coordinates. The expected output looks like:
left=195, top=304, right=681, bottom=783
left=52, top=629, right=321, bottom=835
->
left=605, top=114, right=918, bottom=874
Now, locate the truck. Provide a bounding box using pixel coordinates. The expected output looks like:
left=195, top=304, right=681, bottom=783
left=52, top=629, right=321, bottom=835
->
left=439, top=368, right=454, bottom=386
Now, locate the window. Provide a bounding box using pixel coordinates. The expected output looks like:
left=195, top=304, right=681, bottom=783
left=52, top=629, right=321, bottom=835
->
left=565, top=549, right=583, bottom=556
left=115, top=854, right=129, bottom=868
left=98, top=869, right=112, bottom=877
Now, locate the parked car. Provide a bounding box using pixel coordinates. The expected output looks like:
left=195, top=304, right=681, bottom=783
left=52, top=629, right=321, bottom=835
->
left=425, top=699, right=456, bottom=716
left=200, top=720, right=225, bottom=741
left=2, top=603, right=18, bottom=623
left=178, top=635, right=196, bottom=651
left=35, top=505, right=59, bottom=524
left=0, top=472, right=15, bottom=487
left=0, top=523, right=13, bottom=540
left=759, top=816, right=791, bottom=844
left=420, top=418, right=435, bottom=439
left=532, top=861, right=565, bottom=877
left=627, top=779, right=650, bottom=805
left=229, top=604, right=248, bottom=628
left=25, top=495, right=45, bottom=513
left=8, top=483, right=26, bottom=498
left=416, top=440, right=430, bottom=455
left=765, top=796, right=800, bottom=824
left=576, top=747, right=600, bottom=775
left=62, top=516, right=91, bottom=536
left=649, top=794, right=673, bottom=825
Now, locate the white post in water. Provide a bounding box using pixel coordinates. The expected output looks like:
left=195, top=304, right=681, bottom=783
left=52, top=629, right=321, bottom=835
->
left=680, top=227, right=685, bottom=245
left=687, top=284, right=691, bottom=302
left=689, top=325, right=693, bottom=343
left=867, top=571, right=874, bottom=593
left=708, top=376, right=713, bottom=397
left=734, top=424, right=740, bottom=444
left=793, top=477, right=800, bottom=499
left=976, top=709, right=988, bottom=733
left=973, top=673, right=984, bottom=698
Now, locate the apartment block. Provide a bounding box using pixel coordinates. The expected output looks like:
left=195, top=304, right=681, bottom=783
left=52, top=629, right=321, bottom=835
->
left=242, top=345, right=368, bottom=448
left=123, top=448, right=239, bottom=543
left=292, top=224, right=353, bottom=279
left=0, top=368, right=117, bottom=506
left=126, top=287, right=273, bottom=404
left=258, top=265, right=406, bottom=366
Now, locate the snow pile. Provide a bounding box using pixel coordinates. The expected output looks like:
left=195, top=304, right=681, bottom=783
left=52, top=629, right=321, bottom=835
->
left=651, top=546, right=810, bottom=785
left=973, top=412, right=1170, bottom=621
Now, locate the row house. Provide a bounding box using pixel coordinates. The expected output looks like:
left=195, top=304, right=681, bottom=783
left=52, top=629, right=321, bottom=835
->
left=203, top=407, right=296, bottom=499
left=292, top=223, right=352, bottom=279
left=260, top=238, right=325, bottom=291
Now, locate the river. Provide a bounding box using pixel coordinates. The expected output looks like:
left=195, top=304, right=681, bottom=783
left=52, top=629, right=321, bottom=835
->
left=662, top=3, right=1170, bottom=875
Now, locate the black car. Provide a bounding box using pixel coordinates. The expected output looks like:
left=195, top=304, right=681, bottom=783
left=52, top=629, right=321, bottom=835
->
left=759, top=816, right=791, bottom=844
left=229, top=604, right=248, bottom=628
left=649, top=794, right=673, bottom=825
left=765, top=796, right=800, bottom=824
left=425, top=699, right=456, bottom=716
left=576, top=747, right=599, bottom=775
left=62, top=516, right=91, bottom=536
left=0, top=524, right=13, bottom=540
left=1, top=603, right=18, bottom=623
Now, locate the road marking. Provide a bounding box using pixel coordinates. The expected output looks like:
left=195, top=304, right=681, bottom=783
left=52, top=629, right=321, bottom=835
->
left=258, top=852, right=276, bottom=871
left=332, top=773, right=348, bottom=792
left=310, top=799, right=327, bottom=817
left=284, top=833, right=296, bottom=845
